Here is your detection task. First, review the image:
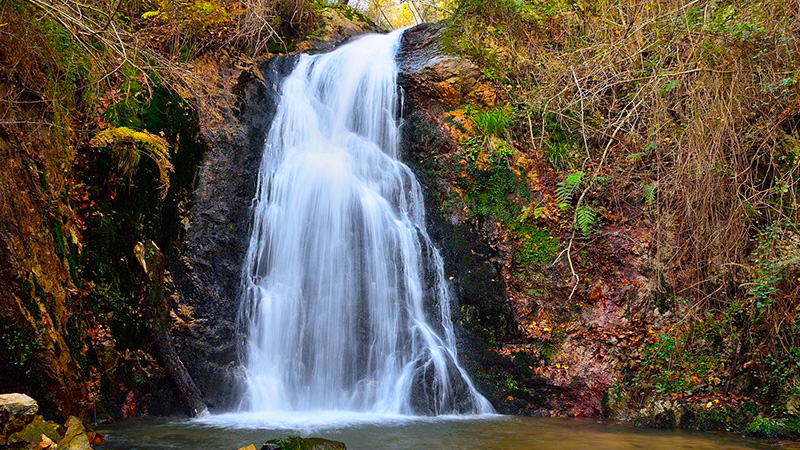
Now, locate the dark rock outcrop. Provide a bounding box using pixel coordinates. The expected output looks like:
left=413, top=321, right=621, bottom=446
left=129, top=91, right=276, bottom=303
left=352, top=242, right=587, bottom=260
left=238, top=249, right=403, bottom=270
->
left=170, top=55, right=298, bottom=411
left=399, top=23, right=515, bottom=340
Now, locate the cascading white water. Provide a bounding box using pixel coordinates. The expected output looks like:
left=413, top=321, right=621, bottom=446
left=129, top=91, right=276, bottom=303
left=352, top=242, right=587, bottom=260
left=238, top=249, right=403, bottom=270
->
left=238, top=28, right=493, bottom=417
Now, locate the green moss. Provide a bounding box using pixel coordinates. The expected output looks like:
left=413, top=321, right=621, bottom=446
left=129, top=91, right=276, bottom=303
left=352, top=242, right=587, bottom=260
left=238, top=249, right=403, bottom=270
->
left=633, top=332, right=728, bottom=397
left=683, top=403, right=757, bottom=432
left=21, top=2, right=98, bottom=129
left=105, top=65, right=149, bottom=129
left=66, top=237, right=81, bottom=285
left=314, top=0, right=374, bottom=27
left=50, top=218, right=66, bottom=262
left=64, top=312, right=89, bottom=374
left=539, top=343, right=555, bottom=365
left=459, top=144, right=530, bottom=223
left=745, top=415, right=800, bottom=440
left=744, top=416, right=782, bottom=439
left=512, top=222, right=559, bottom=269
left=19, top=277, right=43, bottom=322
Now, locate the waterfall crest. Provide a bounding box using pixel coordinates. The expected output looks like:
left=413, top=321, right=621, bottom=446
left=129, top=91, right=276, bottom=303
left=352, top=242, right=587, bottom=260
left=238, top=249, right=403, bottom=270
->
left=239, top=28, right=493, bottom=416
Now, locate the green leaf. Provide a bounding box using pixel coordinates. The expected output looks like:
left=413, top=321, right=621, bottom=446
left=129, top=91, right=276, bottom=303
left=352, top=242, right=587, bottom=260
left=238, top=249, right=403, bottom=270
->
left=642, top=182, right=656, bottom=205
left=575, top=205, right=599, bottom=236
left=556, top=170, right=585, bottom=204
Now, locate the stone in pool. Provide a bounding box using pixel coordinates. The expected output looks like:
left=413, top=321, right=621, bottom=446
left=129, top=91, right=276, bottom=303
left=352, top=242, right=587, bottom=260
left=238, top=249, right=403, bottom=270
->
left=261, top=436, right=347, bottom=450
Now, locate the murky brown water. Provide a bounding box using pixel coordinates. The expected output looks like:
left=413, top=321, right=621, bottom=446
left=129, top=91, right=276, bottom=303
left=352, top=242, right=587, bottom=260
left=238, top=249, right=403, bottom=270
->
left=97, top=415, right=800, bottom=450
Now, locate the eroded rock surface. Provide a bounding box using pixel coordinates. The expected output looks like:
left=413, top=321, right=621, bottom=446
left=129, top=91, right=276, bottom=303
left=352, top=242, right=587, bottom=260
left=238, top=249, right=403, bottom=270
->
left=0, top=393, right=37, bottom=436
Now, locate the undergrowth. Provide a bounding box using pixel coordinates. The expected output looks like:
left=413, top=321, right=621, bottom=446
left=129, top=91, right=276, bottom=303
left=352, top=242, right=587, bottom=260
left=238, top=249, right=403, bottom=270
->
left=445, top=0, right=800, bottom=428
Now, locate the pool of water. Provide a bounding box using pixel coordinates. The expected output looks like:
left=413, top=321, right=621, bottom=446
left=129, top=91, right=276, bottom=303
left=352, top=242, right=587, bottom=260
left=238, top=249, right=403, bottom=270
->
left=97, top=414, right=800, bottom=450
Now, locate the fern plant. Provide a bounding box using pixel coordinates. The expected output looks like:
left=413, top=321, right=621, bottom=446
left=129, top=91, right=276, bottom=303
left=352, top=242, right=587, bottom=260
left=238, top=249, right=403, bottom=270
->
left=556, top=170, right=585, bottom=205
left=575, top=204, right=599, bottom=236
left=642, top=182, right=657, bottom=206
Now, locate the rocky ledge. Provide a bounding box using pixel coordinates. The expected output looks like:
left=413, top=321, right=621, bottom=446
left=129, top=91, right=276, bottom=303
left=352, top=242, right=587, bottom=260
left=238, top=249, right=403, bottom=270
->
left=0, top=393, right=104, bottom=450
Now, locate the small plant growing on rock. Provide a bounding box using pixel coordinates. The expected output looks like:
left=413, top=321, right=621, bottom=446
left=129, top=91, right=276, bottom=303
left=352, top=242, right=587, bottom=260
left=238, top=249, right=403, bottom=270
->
left=470, top=105, right=516, bottom=138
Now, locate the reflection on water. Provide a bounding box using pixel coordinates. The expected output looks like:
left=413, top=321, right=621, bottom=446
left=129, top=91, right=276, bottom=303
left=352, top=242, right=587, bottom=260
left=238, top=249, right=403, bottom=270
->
left=98, top=415, right=800, bottom=450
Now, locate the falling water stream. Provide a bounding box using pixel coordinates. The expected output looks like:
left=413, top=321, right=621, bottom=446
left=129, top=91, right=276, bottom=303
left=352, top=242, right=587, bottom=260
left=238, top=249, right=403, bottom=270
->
left=234, top=28, right=492, bottom=420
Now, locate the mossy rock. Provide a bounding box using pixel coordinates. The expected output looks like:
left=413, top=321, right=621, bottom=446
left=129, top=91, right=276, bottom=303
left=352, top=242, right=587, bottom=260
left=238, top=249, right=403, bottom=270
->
left=57, top=416, right=93, bottom=450
left=263, top=436, right=347, bottom=450
left=633, top=400, right=680, bottom=429
left=744, top=416, right=800, bottom=440
left=681, top=403, right=757, bottom=432
left=6, top=415, right=61, bottom=447
left=744, top=416, right=783, bottom=439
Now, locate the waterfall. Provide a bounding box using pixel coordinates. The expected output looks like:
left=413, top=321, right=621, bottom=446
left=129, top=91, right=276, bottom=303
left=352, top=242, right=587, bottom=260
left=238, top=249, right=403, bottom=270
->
left=238, top=28, right=493, bottom=417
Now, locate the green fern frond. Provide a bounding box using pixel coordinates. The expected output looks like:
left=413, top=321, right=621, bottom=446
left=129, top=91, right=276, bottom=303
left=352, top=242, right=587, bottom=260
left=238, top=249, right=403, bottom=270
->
left=575, top=204, right=599, bottom=236
left=642, top=182, right=657, bottom=206
left=556, top=170, right=585, bottom=204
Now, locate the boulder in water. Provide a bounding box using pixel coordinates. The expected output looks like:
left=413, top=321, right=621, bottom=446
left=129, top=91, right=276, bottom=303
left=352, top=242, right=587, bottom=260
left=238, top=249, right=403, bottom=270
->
left=57, top=416, right=92, bottom=450
left=0, top=393, right=38, bottom=435
left=261, top=436, right=347, bottom=450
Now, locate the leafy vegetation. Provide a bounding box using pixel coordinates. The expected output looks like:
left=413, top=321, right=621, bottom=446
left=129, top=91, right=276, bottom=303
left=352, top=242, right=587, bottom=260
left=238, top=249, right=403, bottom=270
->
left=471, top=105, right=516, bottom=138
left=439, top=0, right=800, bottom=431
left=555, top=171, right=584, bottom=206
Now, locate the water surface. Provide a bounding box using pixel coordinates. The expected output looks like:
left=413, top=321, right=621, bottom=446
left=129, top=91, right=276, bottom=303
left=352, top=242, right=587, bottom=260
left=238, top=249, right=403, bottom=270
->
left=99, top=415, right=799, bottom=450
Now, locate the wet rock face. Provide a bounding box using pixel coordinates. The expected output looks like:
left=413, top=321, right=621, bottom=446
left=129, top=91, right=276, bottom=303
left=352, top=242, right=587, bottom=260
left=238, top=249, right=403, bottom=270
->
left=399, top=25, right=481, bottom=107
left=171, top=55, right=300, bottom=410
left=397, top=23, right=528, bottom=412
left=398, top=23, right=510, bottom=338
